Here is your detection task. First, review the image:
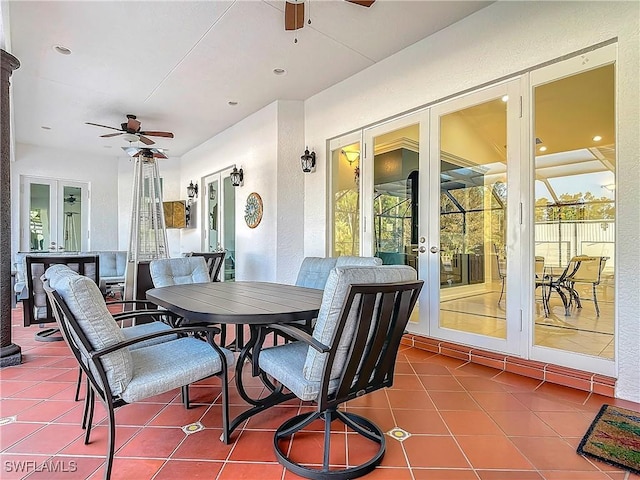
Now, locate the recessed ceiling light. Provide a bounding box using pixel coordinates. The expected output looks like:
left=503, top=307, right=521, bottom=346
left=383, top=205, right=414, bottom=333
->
left=501, top=95, right=509, bottom=102
left=41, top=126, right=51, bottom=130
left=539, top=146, right=547, bottom=152
left=273, top=68, right=286, bottom=76
left=103, top=145, right=112, bottom=149
left=53, top=45, right=72, bottom=55
left=593, top=135, right=602, bottom=142
left=228, top=101, right=238, bottom=106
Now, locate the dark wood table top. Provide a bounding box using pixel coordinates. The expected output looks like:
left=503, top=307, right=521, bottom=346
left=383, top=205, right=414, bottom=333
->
left=146, top=281, right=323, bottom=325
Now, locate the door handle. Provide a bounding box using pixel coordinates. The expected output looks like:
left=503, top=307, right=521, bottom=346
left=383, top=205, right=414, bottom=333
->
left=412, top=246, right=427, bottom=253
left=430, top=246, right=439, bottom=254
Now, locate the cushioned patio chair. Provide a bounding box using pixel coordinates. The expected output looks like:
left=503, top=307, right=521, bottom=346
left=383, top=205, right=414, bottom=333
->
left=35, top=262, right=170, bottom=402
left=257, top=265, right=422, bottom=479
left=43, top=271, right=234, bottom=480
left=295, top=256, right=383, bottom=290
left=150, top=256, right=231, bottom=345
left=186, top=251, right=226, bottom=282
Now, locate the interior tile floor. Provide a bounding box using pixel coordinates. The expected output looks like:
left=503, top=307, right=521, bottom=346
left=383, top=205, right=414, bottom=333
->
left=438, top=281, right=614, bottom=359
left=2, top=304, right=638, bottom=480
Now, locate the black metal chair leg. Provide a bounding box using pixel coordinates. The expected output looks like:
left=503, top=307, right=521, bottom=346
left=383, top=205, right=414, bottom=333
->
left=498, top=278, right=505, bottom=304
left=81, top=379, right=90, bottom=430
left=104, top=403, right=116, bottom=480
left=182, top=385, right=190, bottom=409
left=74, top=367, right=83, bottom=401
left=84, top=387, right=95, bottom=444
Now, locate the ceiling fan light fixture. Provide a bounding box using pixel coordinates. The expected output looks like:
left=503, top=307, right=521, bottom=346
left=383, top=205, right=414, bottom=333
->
left=122, top=133, right=139, bottom=143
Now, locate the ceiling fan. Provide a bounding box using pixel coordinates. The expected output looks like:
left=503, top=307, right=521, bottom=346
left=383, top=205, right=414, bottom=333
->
left=285, top=0, right=375, bottom=31
left=85, top=114, right=174, bottom=146
left=64, top=194, right=77, bottom=204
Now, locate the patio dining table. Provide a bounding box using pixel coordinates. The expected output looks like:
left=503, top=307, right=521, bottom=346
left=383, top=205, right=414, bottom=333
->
left=145, top=281, right=323, bottom=440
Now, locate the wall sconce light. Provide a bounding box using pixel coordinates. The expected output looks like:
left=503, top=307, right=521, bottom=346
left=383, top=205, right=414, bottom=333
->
left=186, top=180, right=199, bottom=200
left=230, top=166, right=244, bottom=187
left=301, top=147, right=316, bottom=173
left=209, top=183, right=217, bottom=201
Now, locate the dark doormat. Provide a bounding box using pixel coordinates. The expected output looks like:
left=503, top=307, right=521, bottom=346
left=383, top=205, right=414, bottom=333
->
left=577, top=404, right=640, bottom=475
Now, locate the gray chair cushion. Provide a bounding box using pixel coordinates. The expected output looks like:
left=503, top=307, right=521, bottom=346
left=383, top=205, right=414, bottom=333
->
left=295, top=256, right=382, bottom=290
left=122, top=338, right=235, bottom=403
left=259, top=341, right=339, bottom=401
left=149, top=257, right=210, bottom=287
left=46, top=271, right=133, bottom=396
left=335, top=256, right=383, bottom=268
left=303, top=265, right=417, bottom=383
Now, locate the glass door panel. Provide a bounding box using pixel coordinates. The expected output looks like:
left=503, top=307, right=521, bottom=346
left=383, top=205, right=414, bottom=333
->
left=531, top=47, right=615, bottom=370
left=22, top=177, right=88, bottom=252
left=203, top=169, right=236, bottom=281
left=363, top=114, right=427, bottom=329
left=429, top=80, right=521, bottom=354
left=371, top=124, right=419, bottom=271
left=330, top=135, right=361, bottom=257
left=28, top=181, right=53, bottom=252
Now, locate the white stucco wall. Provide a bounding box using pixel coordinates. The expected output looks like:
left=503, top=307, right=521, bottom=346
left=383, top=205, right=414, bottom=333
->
left=178, top=100, right=305, bottom=283
left=11, top=143, right=120, bottom=254
left=303, top=1, right=640, bottom=401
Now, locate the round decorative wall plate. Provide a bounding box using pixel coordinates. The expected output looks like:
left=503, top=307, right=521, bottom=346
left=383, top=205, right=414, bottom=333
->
left=244, top=192, right=263, bottom=228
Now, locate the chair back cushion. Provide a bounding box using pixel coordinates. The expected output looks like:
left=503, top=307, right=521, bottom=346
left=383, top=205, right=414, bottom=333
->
left=295, top=256, right=382, bottom=290
left=45, top=267, right=132, bottom=396
left=303, top=265, right=416, bottom=383
left=149, top=257, right=210, bottom=287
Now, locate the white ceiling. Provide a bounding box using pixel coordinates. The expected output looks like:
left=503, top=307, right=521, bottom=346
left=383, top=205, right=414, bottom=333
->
left=7, top=0, right=492, bottom=158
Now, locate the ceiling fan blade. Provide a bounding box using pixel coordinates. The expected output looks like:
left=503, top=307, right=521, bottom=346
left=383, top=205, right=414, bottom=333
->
left=138, top=135, right=155, bottom=145
left=86, top=122, right=122, bottom=131
left=140, top=131, right=174, bottom=138
left=345, top=0, right=375, bottom=6
left=285, top=1, right=304, bottom=30
left=127, top=117, right=141, bottom=132
left=100, top=132, right=123, bottom=138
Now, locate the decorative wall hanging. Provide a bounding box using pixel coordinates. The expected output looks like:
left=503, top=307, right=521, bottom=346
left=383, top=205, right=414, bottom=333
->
left=244, top=192, right=263, bottom=228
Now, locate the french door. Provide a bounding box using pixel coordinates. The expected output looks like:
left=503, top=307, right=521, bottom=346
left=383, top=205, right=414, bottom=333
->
left=203, top=168, right=236, bottom=281
left=357, top=80, right=523, bottom=354
left=426, top=80, right=523, bottom=355
left=20, top=176, right=89, bottom=252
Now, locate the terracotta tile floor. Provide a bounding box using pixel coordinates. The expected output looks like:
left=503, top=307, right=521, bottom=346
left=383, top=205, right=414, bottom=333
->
left=2, top=305, right=639, bottom=480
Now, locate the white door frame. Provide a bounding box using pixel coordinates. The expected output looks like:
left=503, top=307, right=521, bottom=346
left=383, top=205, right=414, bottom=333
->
left=427, top=79, right=523, bottom=355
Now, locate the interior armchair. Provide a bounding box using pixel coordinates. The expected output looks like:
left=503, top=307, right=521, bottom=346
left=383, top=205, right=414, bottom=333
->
left=257, top=265, right=423, bottom=479
left=43, top=271, right=235, bottom=480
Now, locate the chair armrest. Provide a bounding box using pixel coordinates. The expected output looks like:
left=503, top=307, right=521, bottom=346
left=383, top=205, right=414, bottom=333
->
left=265, top=323, right=330, bottom=353
left=106, top=300, right=156, bottom=309
left=112, top=310, right=180, bottom=326
left=92, top=325, right=224, bottom=359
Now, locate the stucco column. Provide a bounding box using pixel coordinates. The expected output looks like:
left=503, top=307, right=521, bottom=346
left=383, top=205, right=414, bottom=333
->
left=0, top=50, right=21, bottom=367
